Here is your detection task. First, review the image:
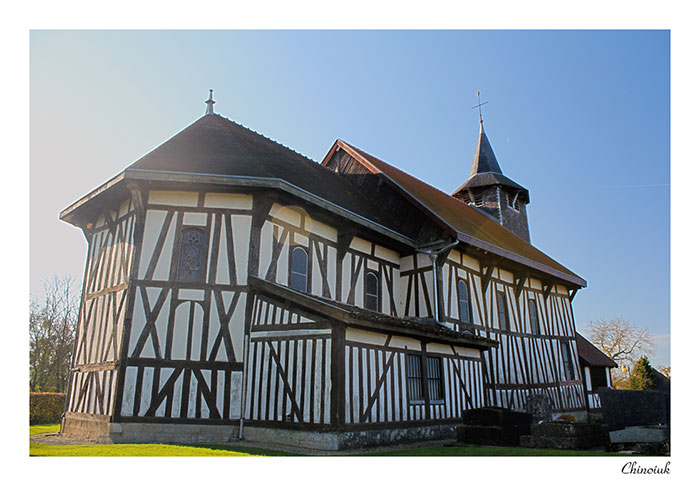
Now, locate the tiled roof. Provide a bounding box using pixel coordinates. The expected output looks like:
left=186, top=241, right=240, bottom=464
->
left=576, top=333, right=618, bottom=368
left=325, top=140, right=585, bottom=286
left=128, top=114, right=399, bottom=231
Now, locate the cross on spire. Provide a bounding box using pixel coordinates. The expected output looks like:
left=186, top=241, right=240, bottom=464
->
left=205, top=89, right=216, bottom=115
left=471, top=91, right=488, bottom=125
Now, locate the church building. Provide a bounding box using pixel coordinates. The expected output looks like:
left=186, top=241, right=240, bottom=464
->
left=59, top=92, right=590, bottom=449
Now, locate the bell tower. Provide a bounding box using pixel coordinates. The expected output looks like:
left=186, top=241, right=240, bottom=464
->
left=452, top=96, right=531, bottom=242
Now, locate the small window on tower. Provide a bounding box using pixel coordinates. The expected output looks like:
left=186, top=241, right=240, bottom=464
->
left=506, top=191, right=521, bottom=211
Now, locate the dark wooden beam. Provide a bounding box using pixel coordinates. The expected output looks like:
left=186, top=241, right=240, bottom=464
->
left=481, top=264, right=495, bottom=294
left=514, top=273, right=527, bottom=300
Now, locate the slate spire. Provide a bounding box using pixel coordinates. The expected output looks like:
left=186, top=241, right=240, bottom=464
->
left=469, top=122, right=504, bottom=178
left=452, top=109, right=532, bottom=243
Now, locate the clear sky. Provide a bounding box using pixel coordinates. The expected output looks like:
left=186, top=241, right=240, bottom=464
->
left=30, top=30, right=670, bottom=367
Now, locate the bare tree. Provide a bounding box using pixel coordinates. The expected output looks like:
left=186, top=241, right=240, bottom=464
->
left=584, top=317, right=655, bottom=389
left=29, top=276, right=79, bottom=392
left=659, top=366, right=670, bottom=379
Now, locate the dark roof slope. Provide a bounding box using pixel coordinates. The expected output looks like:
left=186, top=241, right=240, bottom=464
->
left=576, top=333, right=618, bottom=368
left=324, top=140, right=585, bottom=286
left=128, top=114, right=397, bottom=230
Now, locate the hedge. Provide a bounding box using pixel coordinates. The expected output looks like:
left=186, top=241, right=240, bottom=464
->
left=30, top=392, right=66, bottom=425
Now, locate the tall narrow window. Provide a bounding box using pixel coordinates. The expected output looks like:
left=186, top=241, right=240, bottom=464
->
left=177, top=227, right=206, bottom=282
left=365, top=271, right=380, bottom=312
left=406, top=354, right=423, bottom=403
left=528, top=299, right=540, bottom=335
left=496, top=291, right=510, bottom=331
left=560, top=341, right=575, bottom=381
left=425, top=357, right=444, bottom=401
left=290, top=247, right=308, bottom=292
left=457, top=279, right=472, bottom=323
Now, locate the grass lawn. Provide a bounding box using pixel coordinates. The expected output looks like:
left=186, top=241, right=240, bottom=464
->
left=30, top=424, right=621, bottom=457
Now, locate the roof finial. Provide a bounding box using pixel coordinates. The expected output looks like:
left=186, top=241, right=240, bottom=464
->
left=205, top=89, right=216, bottom=115
left=471, top=90, right=488, bottom=128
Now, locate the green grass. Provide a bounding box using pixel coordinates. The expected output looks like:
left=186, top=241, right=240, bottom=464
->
left=30, top=424, right=61, bottom=436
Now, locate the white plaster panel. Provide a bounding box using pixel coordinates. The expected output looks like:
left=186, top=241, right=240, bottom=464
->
left=426, top=342, right=453, bottom=355
left=500, top=269, right=513, bottom=284
left=118, top=198, right=130, bottom=218
left=204, top=192, right=253, bottom=209
left=462, top=253, right=480, bottom=271
left=327, top=246, right=337, bottom=300
left=366, top=259, right=379, bottom=271
left=270, top=203, right=302, bottom=227
left=346, top=327, right=388, bottom=346
left=121, top=367, right=137, bottom=416
left=350, top=237, right=372, bottom=255
left=400, top=255, right=414, bottom=271
left=179, top=289, right=205, bottom=301
left=138, top=210, right=167, bottom=279
left=183, top=211, right=208, bottom=226
left=231, top=214, right=251, bottom=284
left=453, top=345, right=480, bottom=359
left=305, top=217, right=337, bottom=242
left=259, top=222, right=273, bottom=279
left=374, top=245, right=399, bottom=264
left=294, top=233, right=309, bottom=246
left=148, top=190, right=198, bottom=207
left=388, top=335, right=421, bottom=351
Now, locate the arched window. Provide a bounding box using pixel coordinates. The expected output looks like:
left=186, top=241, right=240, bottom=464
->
left=528, top=299, right=540, bottom=335
left=457, top=279, right=472, bottom=323
left=290, top=247, right=308, bottom=292
left=177, top=227, right=206, bottom=282
left=365, top=271, right=380, bottom=312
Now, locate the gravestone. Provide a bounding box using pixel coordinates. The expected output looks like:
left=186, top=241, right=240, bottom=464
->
left=524, top=394, right=553, bottom=423
left=597, top=389, right=669, bottom=428
left=457, top=407, right=532, bottom=446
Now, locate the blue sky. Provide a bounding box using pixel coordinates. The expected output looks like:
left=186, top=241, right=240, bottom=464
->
left=30, top=30, right=670, bottom=367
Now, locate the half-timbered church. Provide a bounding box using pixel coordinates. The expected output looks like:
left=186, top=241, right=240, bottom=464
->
left=60, top=92, right=592, bottom=449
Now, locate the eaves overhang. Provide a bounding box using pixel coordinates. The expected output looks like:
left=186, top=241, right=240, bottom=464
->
left=249, top=276, right=499, bottom=350
left=59, top=167, right=418, bottom=249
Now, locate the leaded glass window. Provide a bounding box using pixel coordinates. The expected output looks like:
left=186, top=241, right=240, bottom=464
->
left=365, top=271, right=380, bottom=312
left=425, top=357, right=444, bottom=401
left=528, top=299, right=540, bottom=335
left=406, top=354, right=423, bottom=403
left=560, top=341, right=575, bottom=381
left=496, top=291, right=510, bottom=331
left=290, top=247, right=308, bottom=292
left=177, top=227, right=206, bottom=282
left=457, top=279, right=472, bottom=323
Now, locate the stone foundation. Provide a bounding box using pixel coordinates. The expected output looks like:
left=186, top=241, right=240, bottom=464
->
left=243, top=424, right=458, bottom=451
left=61, top=414, right=456, bottom=450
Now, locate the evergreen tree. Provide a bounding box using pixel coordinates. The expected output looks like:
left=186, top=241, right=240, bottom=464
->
left=629, top=356, right=655, bottom=391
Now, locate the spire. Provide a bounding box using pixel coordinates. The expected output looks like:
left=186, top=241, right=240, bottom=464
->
left=469, top=124, right=504, bottom=177
left=204, top=89, right=216, bottom=115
